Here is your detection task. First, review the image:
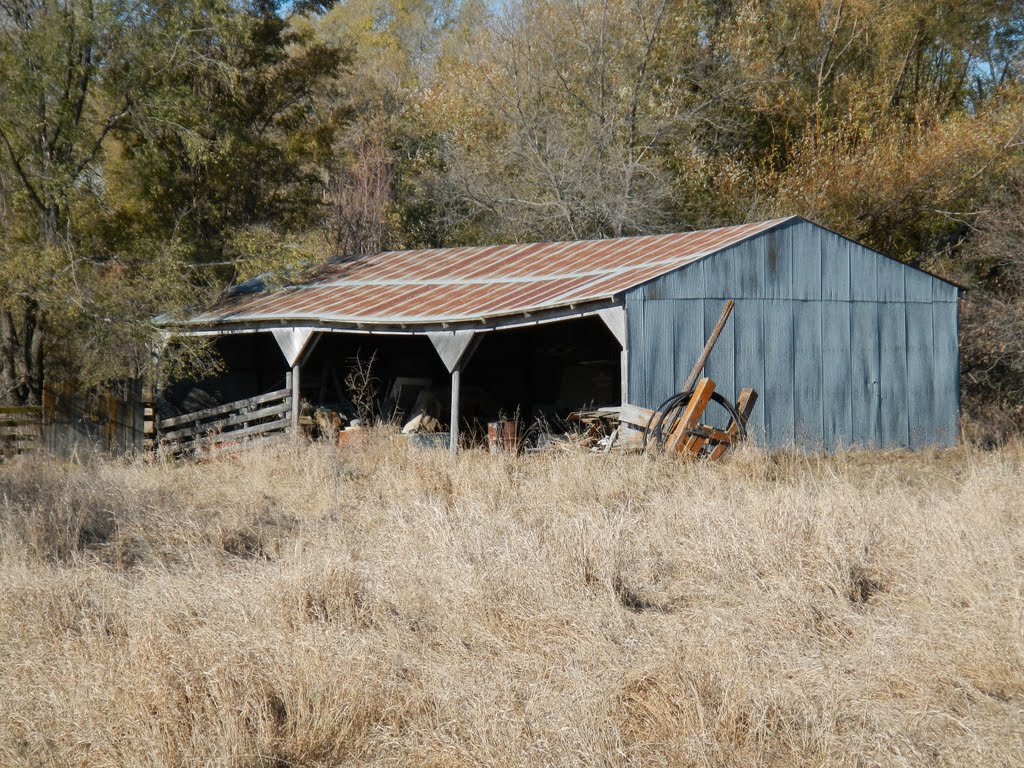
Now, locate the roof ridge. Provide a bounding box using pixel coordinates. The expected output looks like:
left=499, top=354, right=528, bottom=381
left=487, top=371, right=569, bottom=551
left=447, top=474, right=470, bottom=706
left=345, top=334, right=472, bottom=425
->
left=325, top=216, right=797, bottom=263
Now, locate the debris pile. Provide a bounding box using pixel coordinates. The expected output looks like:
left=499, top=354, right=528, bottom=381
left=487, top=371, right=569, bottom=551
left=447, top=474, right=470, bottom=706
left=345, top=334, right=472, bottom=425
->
left=570, top=300, right=759, bottom=461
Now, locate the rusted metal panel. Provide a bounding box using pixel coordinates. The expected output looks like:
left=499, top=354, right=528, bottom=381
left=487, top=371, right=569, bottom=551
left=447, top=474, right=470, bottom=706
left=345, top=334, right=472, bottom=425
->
left=181, top=218, right=793, bottom=327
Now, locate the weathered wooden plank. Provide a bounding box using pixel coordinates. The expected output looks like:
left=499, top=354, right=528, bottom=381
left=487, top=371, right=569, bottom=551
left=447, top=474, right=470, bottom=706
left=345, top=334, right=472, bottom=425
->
left=665, top=377, right=715, bottom=452
left=611, top=427, right=646, bottom=452
left=177, top=413, right=290, bottom=447
left=0, top=425, right=42, bottom=437
left=161, top=415, right=291, bottom=455
left=206, top=432, right=291, bottom=457
left=0, top=423, right=39, bottom=435
left=598, top=403, right=656, bottom=430
left=687, top=425, right=733, bottom=443
left=701, top=300, right=734, bottom=427
left=157, top=388, right=290, bottom=429
left=681, top=432, right=708, bottom=457
left=709, top=388, right=758, bottom=460
left=683, top=423, right=730, bottom=458
left=0, top=406, right=42, bottom=415
left=0, top=432, right=41, bottom=443
left=159, top=401, right=292, bottom=442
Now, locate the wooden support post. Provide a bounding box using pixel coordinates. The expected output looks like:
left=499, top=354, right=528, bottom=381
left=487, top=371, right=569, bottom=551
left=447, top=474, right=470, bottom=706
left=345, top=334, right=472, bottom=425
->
left=681, top=300, right=734, bottom=393
left=450, top=363, right=461, bottom=456
left=289, top=365, right=300, bottom=436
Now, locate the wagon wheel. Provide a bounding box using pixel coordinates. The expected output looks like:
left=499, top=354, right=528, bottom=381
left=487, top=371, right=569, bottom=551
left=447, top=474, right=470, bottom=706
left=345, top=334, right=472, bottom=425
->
left=643, top=385, right=748, bottom=460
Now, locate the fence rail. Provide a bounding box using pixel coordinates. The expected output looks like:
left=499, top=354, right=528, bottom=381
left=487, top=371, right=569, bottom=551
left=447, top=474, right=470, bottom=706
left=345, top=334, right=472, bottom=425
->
left=0, top=405, right=42, bottom=457
left=156, top=387, right=292, bottom=458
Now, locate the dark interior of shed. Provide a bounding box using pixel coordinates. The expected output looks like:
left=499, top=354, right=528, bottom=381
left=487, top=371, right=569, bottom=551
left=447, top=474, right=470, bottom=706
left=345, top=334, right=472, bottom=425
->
left=461, top=316, right=620, bottom=428
left=161, top=316, right=621, bottom=445
left=302, top=316, right=621, bottom=441
left=158, top=332, right=287, bottom=415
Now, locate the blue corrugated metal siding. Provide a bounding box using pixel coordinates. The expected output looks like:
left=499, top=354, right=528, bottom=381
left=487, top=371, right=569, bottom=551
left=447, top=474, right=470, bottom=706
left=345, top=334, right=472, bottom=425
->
left=906, top=303, right=935, bottom=448
left=763, top=299, right=796, bottom=447
left=822, top=301, right=853, bottom=448
left=932, top=300, right=959, bottom=445
left=643, top=300, right=675, bottom=407
left=879, top=303, right=910, bottom=447
left=672, top=300, right=705, bottom=395
left=733, top=298, right=767, bottom=443
left=850, top=302, right=882, bottom=445
left=624, top=219, right=959, bottom=450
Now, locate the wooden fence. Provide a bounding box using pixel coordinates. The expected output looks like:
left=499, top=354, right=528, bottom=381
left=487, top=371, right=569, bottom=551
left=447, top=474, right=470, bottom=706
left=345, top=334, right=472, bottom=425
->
left=0, top=405, right=42, bottom=457
left=42, top=382, right=148, bottom=458
left=155, top=387, right=292, bottom=459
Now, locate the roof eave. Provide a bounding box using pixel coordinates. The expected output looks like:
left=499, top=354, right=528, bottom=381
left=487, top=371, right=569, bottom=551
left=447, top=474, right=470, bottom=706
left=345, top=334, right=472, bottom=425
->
left=158, top=297, right=626, bottom=337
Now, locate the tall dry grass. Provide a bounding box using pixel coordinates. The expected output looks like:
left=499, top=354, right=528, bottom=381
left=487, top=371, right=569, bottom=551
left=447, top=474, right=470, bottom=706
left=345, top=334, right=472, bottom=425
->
left=1, top=436, right=1023, bottom=766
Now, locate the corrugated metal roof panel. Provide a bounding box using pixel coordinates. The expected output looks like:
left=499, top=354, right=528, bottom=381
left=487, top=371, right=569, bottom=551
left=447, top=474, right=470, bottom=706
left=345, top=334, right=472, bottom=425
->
left=181, top=217, right=795, bottom=327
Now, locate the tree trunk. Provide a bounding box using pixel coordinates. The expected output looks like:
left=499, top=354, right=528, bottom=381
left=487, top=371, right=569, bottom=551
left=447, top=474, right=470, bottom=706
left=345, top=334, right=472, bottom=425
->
left=0, top=301, right=45, bottom=406
left=0, top=310, right=17, bottom=405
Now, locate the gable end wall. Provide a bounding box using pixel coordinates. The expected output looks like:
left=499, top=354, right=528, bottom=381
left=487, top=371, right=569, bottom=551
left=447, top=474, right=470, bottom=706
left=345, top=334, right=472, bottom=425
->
left=624, top=219, right=959, bottom=450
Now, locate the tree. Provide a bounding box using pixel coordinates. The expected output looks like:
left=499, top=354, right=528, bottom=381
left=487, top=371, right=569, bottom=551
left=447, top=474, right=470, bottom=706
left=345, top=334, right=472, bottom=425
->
left=0, top=0, right=145, bottom=402
left=423, top=0, right=678, bottom=243
left=959, top=162, right=1024, bottom=438
left=0, top=1, right=346, bottom=399
left=309, top=0, right=474, bottom=252
left=118, top=0, right=346, bottom=283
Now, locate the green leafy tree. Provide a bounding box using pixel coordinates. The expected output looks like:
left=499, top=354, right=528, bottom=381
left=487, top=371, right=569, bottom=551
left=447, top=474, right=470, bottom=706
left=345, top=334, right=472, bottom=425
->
left=0, top=1, right=346, bottom=400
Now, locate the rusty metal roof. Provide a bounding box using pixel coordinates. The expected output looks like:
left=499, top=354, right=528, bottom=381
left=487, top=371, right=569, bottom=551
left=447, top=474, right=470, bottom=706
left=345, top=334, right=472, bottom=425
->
left=179, top=217, right=794, bottom=328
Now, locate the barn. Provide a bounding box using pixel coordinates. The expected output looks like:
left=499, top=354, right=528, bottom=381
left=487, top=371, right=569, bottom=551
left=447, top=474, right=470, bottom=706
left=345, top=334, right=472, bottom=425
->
left=161, top=216, right=961, bottom=452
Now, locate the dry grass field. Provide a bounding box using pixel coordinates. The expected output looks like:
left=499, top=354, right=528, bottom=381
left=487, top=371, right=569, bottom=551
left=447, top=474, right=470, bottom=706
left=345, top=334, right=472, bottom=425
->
left=1, top=435, right=1023, bottom=767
